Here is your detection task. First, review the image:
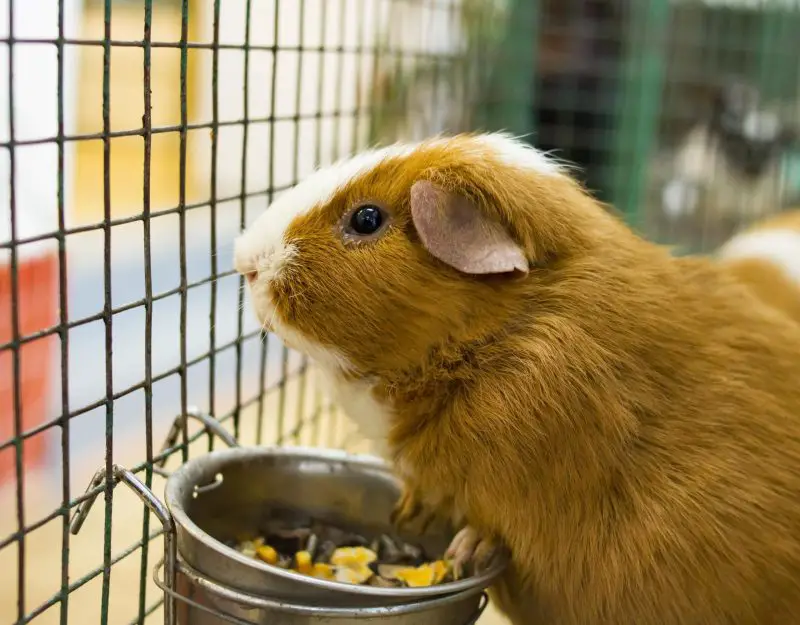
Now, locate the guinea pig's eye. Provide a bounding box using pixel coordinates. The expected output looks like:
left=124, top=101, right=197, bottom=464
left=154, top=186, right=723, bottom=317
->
left=349, top=204, right=384, bottom=236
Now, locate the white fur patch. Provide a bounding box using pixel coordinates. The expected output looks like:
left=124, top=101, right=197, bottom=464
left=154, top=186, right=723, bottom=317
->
left=233, top=143, right=414, bottom=281
left=468, top=132, right=563, bottom=176
left=718, top=228, right=800, bottom=285
left=233, top=132, right=559, bottom=282
left=317, top=365, right=393, bottom=457
left=276, top=323, right=353, bottom=371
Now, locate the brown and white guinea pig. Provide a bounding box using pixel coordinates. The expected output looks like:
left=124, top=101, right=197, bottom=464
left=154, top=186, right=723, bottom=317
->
left=662, top=79, right=796, bottom=224
left=234, top=133, right=800, bottom=625
left=717, top=208, right=800, bottom=326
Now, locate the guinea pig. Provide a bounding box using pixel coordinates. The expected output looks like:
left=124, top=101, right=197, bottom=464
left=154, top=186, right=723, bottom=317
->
left=717, top=208, right=800, bottom=325
left=662, top=78, right=795, bottom=227
left=234, top=132, right=800, bottom=625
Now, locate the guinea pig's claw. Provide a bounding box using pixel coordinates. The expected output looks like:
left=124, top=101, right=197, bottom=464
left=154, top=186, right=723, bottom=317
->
left=391, top=489, right=435, bottom=533
left=446, top=526, right=498, bottom=579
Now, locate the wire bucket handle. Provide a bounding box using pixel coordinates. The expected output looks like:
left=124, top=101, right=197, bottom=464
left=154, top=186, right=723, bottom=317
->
left=69, top=409, right=238, bottom=625
left=153, top=406, right=240, bottom=477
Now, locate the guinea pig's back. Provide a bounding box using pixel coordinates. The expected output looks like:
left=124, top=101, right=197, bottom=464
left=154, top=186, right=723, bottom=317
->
left=716, top=209, right=800, bottom=325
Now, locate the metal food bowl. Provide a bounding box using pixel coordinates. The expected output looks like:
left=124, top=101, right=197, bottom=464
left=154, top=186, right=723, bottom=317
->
left=71, top=411, right=508, bottom=624
left=167, top=554, right=491, bottom=625
left=165, top=445, right=508, bottom=607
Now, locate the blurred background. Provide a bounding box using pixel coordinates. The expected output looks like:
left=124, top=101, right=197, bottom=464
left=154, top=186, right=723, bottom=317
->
left=0, top=0, right=798, bottom=623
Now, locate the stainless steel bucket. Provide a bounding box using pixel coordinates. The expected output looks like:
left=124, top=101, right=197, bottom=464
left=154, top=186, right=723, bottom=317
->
left=158, top=555, right=489, bottom=625
left=164, top=445, right=507, bottom=606
left=71, top=410, right=508, bottom=625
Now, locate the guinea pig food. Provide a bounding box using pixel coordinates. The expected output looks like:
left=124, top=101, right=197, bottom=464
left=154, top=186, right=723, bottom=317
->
left=231, top=516, right=457, bottom=588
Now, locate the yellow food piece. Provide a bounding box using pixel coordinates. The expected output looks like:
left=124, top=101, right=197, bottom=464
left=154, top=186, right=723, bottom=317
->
left=430, top=560, right=451, bottom=584
left=395, top=564, right=435, bottom=588
left=311, top=563, right=336, bottom=580
left=295, top=550, right=313, bottom=575
left=330, top=547, right=378, bottom=568
left=334, top=564, right=374, bottom=585
left=256, top=545, right=278, bottom=565
left=378, top=561, right=451, bottom=587
left=329, top=547, right=378, bottom=585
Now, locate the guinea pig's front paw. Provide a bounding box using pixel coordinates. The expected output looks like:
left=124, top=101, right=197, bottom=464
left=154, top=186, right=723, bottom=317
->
left=390, top=487, right=436, bottom=534
left=445, top=526, right=499, bottom=579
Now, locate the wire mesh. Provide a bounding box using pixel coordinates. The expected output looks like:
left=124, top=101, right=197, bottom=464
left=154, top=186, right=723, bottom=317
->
left=0, top=0, right=799, bottom=624
left=637, top=1, right=800, bottom=253
left=0, top=1, right=503, bottom=623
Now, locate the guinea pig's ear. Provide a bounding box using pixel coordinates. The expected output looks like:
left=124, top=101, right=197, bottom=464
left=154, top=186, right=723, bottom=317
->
left=409, top=179, right=529, bottom=275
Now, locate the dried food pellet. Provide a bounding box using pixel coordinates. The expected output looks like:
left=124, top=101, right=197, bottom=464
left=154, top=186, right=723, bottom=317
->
left=232, top=520, right=458, bottom=587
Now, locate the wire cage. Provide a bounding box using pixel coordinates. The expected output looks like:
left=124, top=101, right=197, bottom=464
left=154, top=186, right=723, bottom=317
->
left=1, top=0, right=799, bottom=624
left=638, top=0, right=800, bottom=253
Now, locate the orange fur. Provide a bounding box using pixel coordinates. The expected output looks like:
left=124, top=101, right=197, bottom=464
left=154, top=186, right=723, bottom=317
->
left=722, top=256, right=800, bottom=326
left=741, top=208, right=800, bottom=233
left=260, top=135, right=800, bottom=625
left=719, top=209, right=800, bottom=325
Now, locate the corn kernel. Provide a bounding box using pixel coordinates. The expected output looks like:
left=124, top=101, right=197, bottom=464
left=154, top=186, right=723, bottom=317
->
left=295, top=550, right=313, bottom=575
left=311, top=563, right=336, bottom=580
left=256, top=545, right=278, bottom=565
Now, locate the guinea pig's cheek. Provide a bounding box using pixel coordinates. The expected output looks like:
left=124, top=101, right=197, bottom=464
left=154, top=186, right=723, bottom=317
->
left=271, top=321, right=355, bottom=371
left=245, top=280, right=277, bottom=330
left=251, top=287, right=300, bottom=348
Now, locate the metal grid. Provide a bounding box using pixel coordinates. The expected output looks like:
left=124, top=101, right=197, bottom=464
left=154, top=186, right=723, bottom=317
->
left=1, top=0, right=799, bottom=624
left=0, top=1, right=509, bottom=623
left=634, top=1, right=800, bottom=252
left=523, top=0, right=800, bottom=250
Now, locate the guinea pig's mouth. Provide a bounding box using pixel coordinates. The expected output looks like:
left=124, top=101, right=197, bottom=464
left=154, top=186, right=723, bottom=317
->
left=247, top=285, right=306, bottom=354
left=246, top=288, right=278, bottom=336
left=258, top=312, right=297, bottom=350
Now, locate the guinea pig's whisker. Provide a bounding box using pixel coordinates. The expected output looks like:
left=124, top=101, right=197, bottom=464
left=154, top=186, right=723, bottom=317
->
left=259, top=313, right=276, bottom=344
left=261, top=306, right=280, bottom=338
left=509, top=131, right=535, bottom=143
left=287, top=287, right=309, bottom=301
